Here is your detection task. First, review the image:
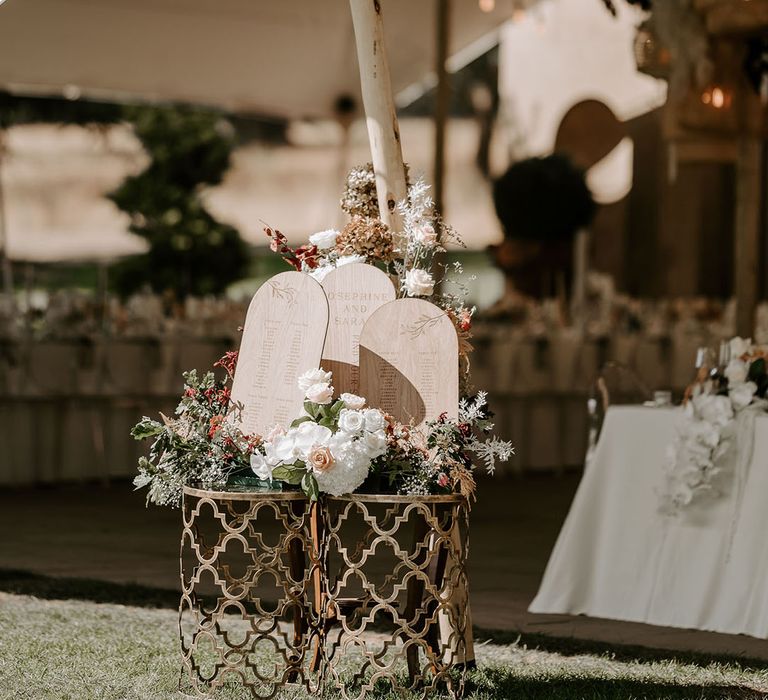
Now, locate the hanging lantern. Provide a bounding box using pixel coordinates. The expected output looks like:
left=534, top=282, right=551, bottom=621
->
left=633, top=20, right=671, bottom=79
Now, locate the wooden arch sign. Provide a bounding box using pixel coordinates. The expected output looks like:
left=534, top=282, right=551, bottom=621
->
left=229, top=271, right=329, bottom=436
left=358, top=298, right=458, bottom=428
left=320, top=263, right=396, bottom=397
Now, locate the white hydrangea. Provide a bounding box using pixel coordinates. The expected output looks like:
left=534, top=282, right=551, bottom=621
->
left=315, top=435, right=371, bottom=496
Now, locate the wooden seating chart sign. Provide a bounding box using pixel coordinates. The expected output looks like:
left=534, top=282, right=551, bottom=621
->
left=358, top=298, right=458, bottom=427
left=320, top=263, right=396, bottom=396
left=230, top=271, right=328, bottom=436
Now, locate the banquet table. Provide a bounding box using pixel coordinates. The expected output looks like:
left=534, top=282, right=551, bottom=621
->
left=529, top=405, right=768, bottom=638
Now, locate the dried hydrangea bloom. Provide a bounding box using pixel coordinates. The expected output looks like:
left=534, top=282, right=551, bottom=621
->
left=340, top=162, right=411, bottom=219
left=336, top=216, right=395, bottom=262
left=340, top=162, right=379, bottom=219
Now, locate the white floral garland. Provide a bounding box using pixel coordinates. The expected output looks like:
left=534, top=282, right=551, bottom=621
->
left=659, top=337, right=765, bottom=513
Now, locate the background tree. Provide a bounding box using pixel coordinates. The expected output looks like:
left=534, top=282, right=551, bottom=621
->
left=109, top=106, right=248, bottom=298
left=0, top=93, right=250, bottom=298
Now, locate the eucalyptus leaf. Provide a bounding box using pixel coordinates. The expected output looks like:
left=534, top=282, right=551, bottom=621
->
left=302, top=472, right=320, bottom=501
left=272, top=464, right=305, bottom=485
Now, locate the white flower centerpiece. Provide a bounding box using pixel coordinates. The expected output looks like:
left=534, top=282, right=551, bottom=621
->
left=249, top=368, right=389, bottom=499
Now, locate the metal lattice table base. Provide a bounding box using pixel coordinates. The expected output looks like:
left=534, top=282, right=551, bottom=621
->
left=321, top=495, right=471, bottom=700
left=179, top=486, right=320, bottom=699
left=179, top=489, right=471, bottom=699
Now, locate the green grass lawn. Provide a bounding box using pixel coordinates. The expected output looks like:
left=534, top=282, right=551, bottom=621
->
left=0, top=572, right=767, bottom=700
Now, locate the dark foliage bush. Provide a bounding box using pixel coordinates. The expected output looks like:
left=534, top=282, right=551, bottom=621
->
left=493, top=153, right=596, bottom=244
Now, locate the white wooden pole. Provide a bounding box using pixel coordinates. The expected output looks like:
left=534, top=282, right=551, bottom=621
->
left=349, top=0, right=475, bottom=666
left=349, top=0, right=408, bottom=234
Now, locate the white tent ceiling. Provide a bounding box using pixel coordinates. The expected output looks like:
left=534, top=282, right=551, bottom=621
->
left=0, top=0, right=516, bottom=117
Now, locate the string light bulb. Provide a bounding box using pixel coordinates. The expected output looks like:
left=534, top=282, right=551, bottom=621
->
left=479, top=0, right=495, bottom=12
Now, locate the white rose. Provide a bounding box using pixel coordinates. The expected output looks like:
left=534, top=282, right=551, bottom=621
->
left=362, top=429, right=388, bottom=459
left=724, top=359, right=748, bottom=384
left=309, top=264, right=333, bottom=282
left=363, top=408, right=387, bottom=432
left=305, top=382, right=334, bottom=405
left=729, top=381, right=757, bottom=411
left=298, top=368, right=333, bottom=391
left=309, top=229, right=339, bottom=249
left=404, top=268, right=434, bottom=297
left=729, top=337, right=752, bottom=359
left=338, top=408, right=365, bottom=434
left=292, top=421, right=333, bottom=460
left=413, top=223, right=438, bottom=246
left=336, top=254, right=367, bottom=267
left=340, top=393, right=366, bottom=410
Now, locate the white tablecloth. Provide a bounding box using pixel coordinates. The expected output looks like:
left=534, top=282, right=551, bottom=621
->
left=529, top=405, right=768, bottom=638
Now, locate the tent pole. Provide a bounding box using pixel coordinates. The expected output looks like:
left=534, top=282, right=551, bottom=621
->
left=571, top=229, right=589, bottom=331
left=734, top=135, right=762, bottom=338
left=0, top=132, right=14, bottom=301
left=433, top=0, right=450, bottom=219
left=349, top=0, right=475, bottom=668
left=349, top=0, right=408, bottom=237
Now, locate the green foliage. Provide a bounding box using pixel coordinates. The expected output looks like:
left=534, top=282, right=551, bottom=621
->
left=0, top=92, right=249, bottom=299
left=131, top=356, right=255, bottom=507
left=0, top=91, right=123, bottom=128
left=272, top=464, right=306, bottom=485
left=302, top=472, right=320, bottom=501
left=109, top=105, right=249, bottom=298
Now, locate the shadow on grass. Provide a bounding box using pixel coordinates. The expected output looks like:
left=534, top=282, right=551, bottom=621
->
left=477, top=628, right=768, bottom=674
left=2, top=566, right=768, bottom=698
left=463, top=667, right=765, bottom=700
left=0, top=567, right=179, bottom=608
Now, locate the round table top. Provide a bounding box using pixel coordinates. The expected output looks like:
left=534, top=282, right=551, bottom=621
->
left=328, top=493, right=467, bottom=504
left=183, top=485, right=468, bottom=504
left=183, top=484, right=306, bottom=501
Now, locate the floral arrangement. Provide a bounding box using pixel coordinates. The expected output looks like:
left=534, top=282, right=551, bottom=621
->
left=248, top=368, right=389, bottom=499
left=132, top=167, right=513, bottom=506
left=133, top=362, right=512, bottom=506
left=131, top=352, right=256, bottom=507
left=660, top=337, right=768, bottom=513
